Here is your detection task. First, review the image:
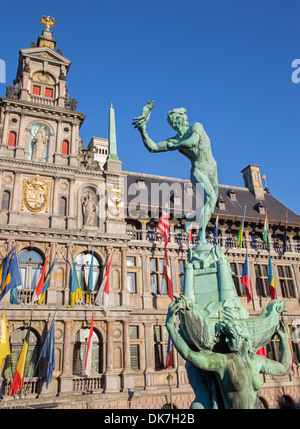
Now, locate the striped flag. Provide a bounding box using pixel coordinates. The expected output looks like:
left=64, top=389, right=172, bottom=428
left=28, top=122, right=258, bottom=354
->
left=40, top=314, right=55, bottom=388
left=157, top=202, right=169, bottom=245
left=263, top=213, right=270, bottom=252
left=37, top=254, right=59, bottom=305
left=165, top=336, right=172, bottom=370
left=84, top=311, right=94, bottom=378
left=268, top=255, right=276, bottom=300
left=9, top=325, right=31, bottom=396
left=31, top=254, right=49, bottom=304
left=237, top=205, right=246, bottom=248
left=95, top=252, right=114, bottom=311
left=67, top=252, right=83, bottom=307
left=163, top=247, right=173, bottom=301
left=256, top=346, right=267, bottom=357
left=0, top=311, right=10, bottom=369
left=241, top=252, right=252, bottom=303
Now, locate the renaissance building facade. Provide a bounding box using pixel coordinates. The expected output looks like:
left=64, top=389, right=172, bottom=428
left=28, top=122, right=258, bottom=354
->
left=0, top=23, right=299, bottom=409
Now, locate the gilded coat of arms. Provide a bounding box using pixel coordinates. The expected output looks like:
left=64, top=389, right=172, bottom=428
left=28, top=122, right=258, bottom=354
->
left=108, top=184, right=124, bottom=217
left=21, top=175, right=50, bottom=214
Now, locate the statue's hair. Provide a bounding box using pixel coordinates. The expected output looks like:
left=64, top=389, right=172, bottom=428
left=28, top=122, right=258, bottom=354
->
left=167, top=108, right=187, bottom=128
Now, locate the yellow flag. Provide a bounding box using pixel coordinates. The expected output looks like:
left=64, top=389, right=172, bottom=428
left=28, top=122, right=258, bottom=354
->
left=0, top=310, right=10, bottom=368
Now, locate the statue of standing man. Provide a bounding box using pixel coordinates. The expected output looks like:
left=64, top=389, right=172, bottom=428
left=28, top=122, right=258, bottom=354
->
left=133, top=102, right=218, bottom=247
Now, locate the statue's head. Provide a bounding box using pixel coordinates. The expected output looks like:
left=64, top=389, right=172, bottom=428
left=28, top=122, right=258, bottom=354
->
left=167, top=108, right=189, bottom=131
left=217, top=320, right=252, bottom=353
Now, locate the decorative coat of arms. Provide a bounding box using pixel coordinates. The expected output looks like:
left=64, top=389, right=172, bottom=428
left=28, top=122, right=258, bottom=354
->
left=107, top=184, right=124, bottom=217
left=21, top=175, right=50, bottom=214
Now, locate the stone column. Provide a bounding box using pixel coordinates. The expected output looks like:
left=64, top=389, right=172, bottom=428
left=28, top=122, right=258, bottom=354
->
left=64, top=244, right=73, bottom=305
left=1, top=108, right=10, bottom=146
left=69, top=121, right=78, bottom=167
left=104, top=319, right=118, bottom=392
left=141, top=251, right=151, bottom=309
left=9, top=172, right=21, bottom=225
left=121, top=247, right=130, bottom=306
left=50, top=177, right=60, bottom=229
left=15, top=113, right=25, bottom=158
left=60, top=320, right=73, bottom=394
left=121, top=319, right=134, bottom=390
left=67, top=178, right=76, bottom=229
left=47, top=242, right=57, bottom=305
left=143, top=322, right=155, bottom=389
left=54, top=119, right=63, bottom=164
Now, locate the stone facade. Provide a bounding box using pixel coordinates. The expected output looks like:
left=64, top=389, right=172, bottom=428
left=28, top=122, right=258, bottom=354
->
left=0, top=25, right=299, bottom=410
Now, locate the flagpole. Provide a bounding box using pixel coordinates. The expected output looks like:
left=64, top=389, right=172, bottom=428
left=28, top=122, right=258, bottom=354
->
left=20, top=310, right=33, bottom=396
left=24, top=311, right=56, bottom=396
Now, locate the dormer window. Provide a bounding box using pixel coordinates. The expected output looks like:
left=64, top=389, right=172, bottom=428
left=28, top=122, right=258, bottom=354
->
left=217, top=196, right=226, bottom=210
left=254, top=201, right=265, bottom=214
left=31, top=72, right=55, bottom=99
left=227, top=188, right=237, bottom=201
left=32, top=85, right=41, bottom=96
left=45, top=87, right=53, bottom=98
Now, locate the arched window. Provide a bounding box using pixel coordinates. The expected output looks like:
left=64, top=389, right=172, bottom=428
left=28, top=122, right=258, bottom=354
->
left=4, top=328, right=40, bottom=379
left=59, top=197, right=67, bottom=216
left=19, top=249, right=44, bottom=290
left=1, top=190, right=10, bottom=210
left=73, top=328, right=102, bottom=375
left=8, top=131, right=16, bottom=147
left=62, top=140, right=69, bottom=155
left=75, top=252, right=101, bottom=292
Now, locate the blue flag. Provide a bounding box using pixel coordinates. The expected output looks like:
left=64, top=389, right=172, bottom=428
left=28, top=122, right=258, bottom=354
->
left=41, top=315, right=55, bottom=388
left=0, top=246, right=22, bottom=301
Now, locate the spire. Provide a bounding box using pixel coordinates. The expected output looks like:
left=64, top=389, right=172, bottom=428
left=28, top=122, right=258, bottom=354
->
left=108, top=103, right=119, bottom=160
left=104, top=104, right=122, bottom=172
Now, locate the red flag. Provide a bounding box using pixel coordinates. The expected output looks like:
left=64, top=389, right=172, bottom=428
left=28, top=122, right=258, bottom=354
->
left=94, top=253, right=113, bottom=310
left=157, top=203, right=169, bottom=245
left=84, top=311, right=94, bottom=377
left=10, top=327, right=30, bottom=396
left=31, top=254, right=49, bottom=304
left=165, top=336, right=172, bottom=369
left=163, top=247, right=173, bottom=301
left=241, top=253, right=252, bottom=303
left=256, top=347, right=267, bottom=357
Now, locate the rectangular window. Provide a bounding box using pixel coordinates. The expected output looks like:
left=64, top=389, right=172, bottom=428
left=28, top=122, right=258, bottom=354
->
left=277, top=265, right=296, bottom=298
left=150, top=257, right=167, bottom=295
left=254, top=264, right=270, bottom=298
left=45, top=87, right=53, bottom=98
left=153, top=325, right=171, bottom=370
left=178, top=259, right=186, bottom=293
left=127, top=272, right=136, bottom=293
left=32, top=85, right=41, bottom=95
left=130, top=344, right=140, bottom=369
left=127, top=257, right=135, bottom=267
left=230, top=262, right=248, bottom=298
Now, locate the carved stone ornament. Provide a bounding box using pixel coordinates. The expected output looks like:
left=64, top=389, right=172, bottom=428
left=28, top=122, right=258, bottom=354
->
left=108, top=184, right=124, bottom=217
left=21, top=175, right=50, bottom=214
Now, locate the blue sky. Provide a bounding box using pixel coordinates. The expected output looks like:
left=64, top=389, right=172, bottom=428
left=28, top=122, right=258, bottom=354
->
left=1, top=0, right=299, bottom=214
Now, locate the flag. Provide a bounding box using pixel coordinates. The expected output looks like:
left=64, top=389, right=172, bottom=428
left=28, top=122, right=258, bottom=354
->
left=289, top=340, right=295, bottom=373
left=268, top=255, right=276, bottom=300
left=95, top=253, right=113, bottom=311
left=31, top=254, right=49, bottom=304
left=157, top=202, right=169, bottom=245
left=40, top=315, right=55, bottom=388
left=163, top=247, right=173, bottom=301
left=9, top=326, right=30, bottom=396
left=67, top=253, right=83, bottom=307
left=11, top=287, right=20, bottom=305
left=256, top=347, right=267, bottom=357
left=241, top=252, right=252, bottom=303
left=189, top=199, right=193, bottom=245
left=0, top=311, right=10, bottom=369
left=37, top=254, right=59, bottom=305
left=86, top=251, right=94, bottom=305
left=213, top=209, right=219, bottom=245
left=283, top=211, right=288, bottom=254
left=237, top=206, right=246, bottom=248
left=263, top=213, right=270, bottom=252
left=0, top=246, right=22, bottom=301
left=165, top=336, right=172, bottom=370
left=84, top=311, right=94, bottom=377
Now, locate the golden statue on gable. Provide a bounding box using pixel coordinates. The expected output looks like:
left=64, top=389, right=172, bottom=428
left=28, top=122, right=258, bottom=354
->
left=39, top=15, right=55, bottom=31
